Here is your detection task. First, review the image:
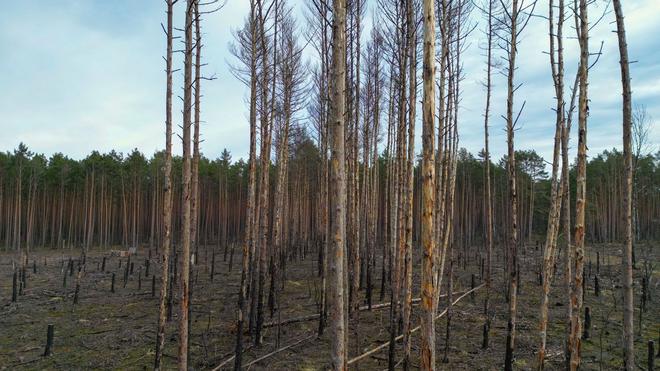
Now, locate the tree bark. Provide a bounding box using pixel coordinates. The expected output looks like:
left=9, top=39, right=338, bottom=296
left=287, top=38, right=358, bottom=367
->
left=178, top=0, right=195, bottom=368
left=504, top=2, right=521, bottom=369
left=568, top=1, right=589, bottom=368
left=420, top=0, right=436, bottom=368
left=328, top=0, right=348, bottom=368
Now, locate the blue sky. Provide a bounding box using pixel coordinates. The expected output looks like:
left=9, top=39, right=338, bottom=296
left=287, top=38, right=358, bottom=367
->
left=0, top=0, right=658, bottom=165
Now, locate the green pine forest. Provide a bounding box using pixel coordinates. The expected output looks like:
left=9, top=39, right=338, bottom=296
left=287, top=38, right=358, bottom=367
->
left=1, top=142, right=657, bottom=256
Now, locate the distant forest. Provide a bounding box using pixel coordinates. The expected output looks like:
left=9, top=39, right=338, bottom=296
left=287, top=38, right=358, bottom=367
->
left=1, top=141, right=657, bottom=253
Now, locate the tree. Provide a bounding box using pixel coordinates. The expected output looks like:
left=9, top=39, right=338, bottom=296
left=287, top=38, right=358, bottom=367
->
left=178, top=0, right=195, bottom=368
left=154, top=0, right=178, bottom=346
left=253, top=0, right=277, bottom=346
left=328, top=0, right=348, bottom=368
left=154, top=0, right=174, bottom=348
left=568, top=0, right=589, bottom=368
left=536, top=0, right=566, bottom=367
left=420, top=0, right=436, bottom=368
left=230, top=1, right=260, bottom=367
left=497, top=1, right=537, bottom=369
left=269, top=6, right=306, bottom=325
left=401, top=0, right=417, bottom=368
left=479, top=0, right=498, bottom=350
left=517, top=150, right=547, bottom=240
left=304, top=0, right=331, bottom=337
left=612, top=0, right=634, bottom=368
left=631, top=104, right=653, bottom=244
left=361, top=24, right=383, bottom=312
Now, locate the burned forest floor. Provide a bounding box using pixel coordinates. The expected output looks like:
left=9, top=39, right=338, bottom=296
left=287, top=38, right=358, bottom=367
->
left=0, top=240, right=658, bottom=370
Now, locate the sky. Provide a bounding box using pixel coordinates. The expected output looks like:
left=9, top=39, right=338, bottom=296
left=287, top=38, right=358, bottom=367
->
left=0, top=0, right=658, bottom=166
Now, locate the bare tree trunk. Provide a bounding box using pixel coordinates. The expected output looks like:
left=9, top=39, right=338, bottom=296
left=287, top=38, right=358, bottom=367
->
left=613, top=1, right=634, bottom=368
left=178, top=1, right=195, bottom=368
left=191, top=0, right=202, bottom=270
left=562, top=67, right=578, bottom=370
left=568, top=1, right=589, bottom=368
left=537, top=0, right=565, bottom=368
left=504, top=1, right=521, bottom=369
left=235, top=2, right=259, bottom=368
left=270, top=14, right=301, bottom=322
left=481, top=0, right=495, bottom=350
left=328, top=0, right=347, bottom=368
left=154, top=0, right=175, bottom=370
left=401, top=0, right=416, bottom=368
left=187, top=2, right=202, bottom=362
left=348, top=0, right=363, bottom=318
left=420, top=0, right=436, bottom=368
left=313, top=0, right=331, bottom=337
left=254, top=0, right=277, bottom=346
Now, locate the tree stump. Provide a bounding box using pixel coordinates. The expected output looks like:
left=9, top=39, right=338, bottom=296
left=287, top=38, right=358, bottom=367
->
left=44, top=324, right=54, bottom=356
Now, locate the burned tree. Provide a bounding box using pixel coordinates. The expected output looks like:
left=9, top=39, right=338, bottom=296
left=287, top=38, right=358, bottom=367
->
left=568, top=0, right=589, bottom=368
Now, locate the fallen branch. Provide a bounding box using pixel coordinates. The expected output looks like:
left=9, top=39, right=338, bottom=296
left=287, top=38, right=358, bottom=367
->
left=210, top=355, right=234, bottom=370
left=347, top=283, right=485, bottom=365
left=263, top=289, right=467, bottom=328
left=210, top=343, right=255, bottom=371
left=263, top=313, right=319, bottom=328
left=242, top=334, right=315, bottom=368
left=84, top=328, right=115, bottom=335
left=13, top=358, right=41, bottom=367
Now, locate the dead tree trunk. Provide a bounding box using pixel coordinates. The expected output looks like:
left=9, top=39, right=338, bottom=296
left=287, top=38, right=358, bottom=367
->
left=328, top=0, right=348, bottom=368
left=234, top=1, right=259, bottom=368
left=178, top=0, right=195, bottom=368
left=612, top=0, right=634, bottom=368
left=537, top=0, right=566, bottom=368
left=568, top=1, right=589, bottom=368
left=154, top=3, right=175, bottom=369
left=481, top=0, right=495, bottom=350
left=420, top=0, right=436, bottom=367
left=401, top=0, right=417, bottom=368
left=502, top=1, right=527, bottom=368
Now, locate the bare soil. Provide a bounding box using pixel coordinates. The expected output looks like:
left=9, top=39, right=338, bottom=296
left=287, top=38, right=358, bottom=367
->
left=0, top=241, right=657, bottom=370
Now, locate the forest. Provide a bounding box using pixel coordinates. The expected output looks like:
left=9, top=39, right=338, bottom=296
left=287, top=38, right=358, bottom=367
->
left=0, top=144, right=658, bottom=254
left=0, top=0, right=658, bottom=370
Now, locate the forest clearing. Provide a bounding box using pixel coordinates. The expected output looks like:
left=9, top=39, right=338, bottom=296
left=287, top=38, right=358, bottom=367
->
left=1, top=0, right=659, bottom=370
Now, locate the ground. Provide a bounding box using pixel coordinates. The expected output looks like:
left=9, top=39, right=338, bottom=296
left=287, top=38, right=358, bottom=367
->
left=0, top=241, right=657, bottom=370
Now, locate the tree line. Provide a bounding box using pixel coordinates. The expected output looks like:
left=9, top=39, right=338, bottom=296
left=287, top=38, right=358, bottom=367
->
left=1, top=144, right=655, bottom=254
